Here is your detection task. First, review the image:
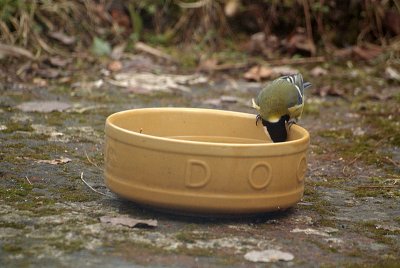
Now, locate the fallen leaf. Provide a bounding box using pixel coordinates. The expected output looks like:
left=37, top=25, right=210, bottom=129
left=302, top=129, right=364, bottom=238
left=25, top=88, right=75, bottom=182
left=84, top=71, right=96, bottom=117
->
left=244, top=250, right=294, bottom=263
left=37, top=68, right=61, bottom=79
left=122, top=55, right=163, bottom=72
left=48, top=31, right=76, bottom=45
left=108, top=72, right=207, bottom=93
left=286, top=30, right=316, bottom=55
left=32, top=77, right=48, bottom=87
left=36, top=156, right=71, bottom=165
left=17, top=101, right=71, bottom=113
left=100, top=216, right=157, bottom=228
left=375, top=224, right=400, bottom=232
left=220, top=95, right=238, bottom=103
left=246, top=32, right=279, bottom=58
left=271, top=66, right=299, bottom=76
left=108, top=60, right=123, bottom=72
left=91, top=37, right=111, bottom=56
left=244, top=65, right=300, bottom=81
left=313, top=85, right=345, bottom=97
left=110, top=43, right=126, bottom=60
left=385, top=66, right=400, bottom=82
left=290, top=228, right=330, bottom=237
left=310, top=66, right=328, bottom=77
left=197, top=58, right=218, bottom=72
left=324, top=237, right=343, bottom=244
left=48, top=57, right=70, bottom=67
left=224, top=0, right=239, bottom=17
left=110, top=8, right=131, bottom=28
left=243, top=66, right=274, bottom=81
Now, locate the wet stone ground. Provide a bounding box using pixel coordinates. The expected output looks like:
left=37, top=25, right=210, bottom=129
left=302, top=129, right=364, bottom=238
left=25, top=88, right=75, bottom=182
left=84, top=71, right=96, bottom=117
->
left=0, top=58, right=399, bottom=267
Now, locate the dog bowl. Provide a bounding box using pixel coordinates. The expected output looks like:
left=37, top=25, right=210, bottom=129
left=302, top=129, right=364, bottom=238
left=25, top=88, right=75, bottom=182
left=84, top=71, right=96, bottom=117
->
left=104, top=108, right=309, bottom=215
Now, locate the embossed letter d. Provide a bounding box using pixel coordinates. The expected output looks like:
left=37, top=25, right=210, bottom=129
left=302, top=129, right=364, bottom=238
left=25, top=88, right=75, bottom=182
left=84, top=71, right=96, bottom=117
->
left=185, top=160, right=211, bottom=188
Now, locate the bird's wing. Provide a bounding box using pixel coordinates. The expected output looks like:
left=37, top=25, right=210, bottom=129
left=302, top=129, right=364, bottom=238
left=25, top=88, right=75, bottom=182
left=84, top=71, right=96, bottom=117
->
left=274, top=79, right=304, bottom=119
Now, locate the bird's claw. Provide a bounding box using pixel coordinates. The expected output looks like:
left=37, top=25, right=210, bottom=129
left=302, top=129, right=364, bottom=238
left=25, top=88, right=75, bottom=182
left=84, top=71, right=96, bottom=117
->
left=256, top=114, right=261, bottom=126
left=287, top=120, right=297, bottom=130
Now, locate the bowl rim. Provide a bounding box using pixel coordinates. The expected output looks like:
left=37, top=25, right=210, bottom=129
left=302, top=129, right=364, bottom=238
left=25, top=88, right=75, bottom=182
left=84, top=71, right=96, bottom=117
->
left=105, top=107, right=309, bottom=152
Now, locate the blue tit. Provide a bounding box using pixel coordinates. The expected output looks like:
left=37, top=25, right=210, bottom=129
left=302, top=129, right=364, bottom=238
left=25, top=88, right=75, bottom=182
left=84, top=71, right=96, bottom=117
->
left=252, top=73, right=311, bottom=142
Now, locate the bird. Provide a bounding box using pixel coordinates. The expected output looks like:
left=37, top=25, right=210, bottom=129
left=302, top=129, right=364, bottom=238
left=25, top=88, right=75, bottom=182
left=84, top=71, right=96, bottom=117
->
left=252, top=73, right=311, bottom=142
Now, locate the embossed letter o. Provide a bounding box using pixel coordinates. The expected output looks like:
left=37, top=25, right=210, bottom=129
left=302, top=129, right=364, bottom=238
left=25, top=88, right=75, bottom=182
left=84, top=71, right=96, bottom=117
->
left=248, top=162, right=272, bottom=190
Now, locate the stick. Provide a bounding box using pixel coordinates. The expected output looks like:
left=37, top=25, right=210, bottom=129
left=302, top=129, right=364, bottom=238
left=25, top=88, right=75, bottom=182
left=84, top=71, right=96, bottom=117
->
left=25, top=176, right=32, bottom=185
left=80, top=172, right=114, bottom=198
left=134, top=42, right=176, bottom=62
left=383, top=156, right=400, bottom=167
left=265, top=56, right=325, bottom=65
left=84, top=150, right=102, bottom=171
left=357, top=185, right=400, bottom=189
left=0, top=43, right=35, bottom=60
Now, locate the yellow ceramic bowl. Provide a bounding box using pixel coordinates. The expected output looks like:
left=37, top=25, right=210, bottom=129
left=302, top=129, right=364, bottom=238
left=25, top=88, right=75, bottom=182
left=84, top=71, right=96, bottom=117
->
left=104, top=108, right=309, bottom=215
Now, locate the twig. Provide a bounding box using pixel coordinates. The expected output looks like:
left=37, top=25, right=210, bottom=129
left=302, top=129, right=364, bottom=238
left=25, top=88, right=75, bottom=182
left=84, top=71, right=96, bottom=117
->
left=357, top=185, right=400, bottom=189
left=176, top=0, right=209, bottom=9
left=0, top=43, right=35, bottom=60
left=198, top=63, right=249, bottom=71
left=84, top=150, right=102, bottom=171
left=301, top=0, right=315, bottom=55
left=80, top=172, right=114, bottom=198
left=265, top=56, right=325, bottom=66
left=25, top=176, right=32, bottom=185
left=134, top=41, right=176, bottom=63
left=342, top=152, right=362, bottom=175
left=383, top=157, right=400, bottom=167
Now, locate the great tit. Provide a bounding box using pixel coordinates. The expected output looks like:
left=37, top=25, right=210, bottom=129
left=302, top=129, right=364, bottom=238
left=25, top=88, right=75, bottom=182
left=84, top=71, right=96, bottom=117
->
left=252, top=73, right=311, bottom=142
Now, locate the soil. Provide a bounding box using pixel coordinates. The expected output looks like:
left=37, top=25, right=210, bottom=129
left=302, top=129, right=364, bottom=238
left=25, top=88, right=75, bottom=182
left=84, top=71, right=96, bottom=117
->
left=0, top=55, right=399, bottom=267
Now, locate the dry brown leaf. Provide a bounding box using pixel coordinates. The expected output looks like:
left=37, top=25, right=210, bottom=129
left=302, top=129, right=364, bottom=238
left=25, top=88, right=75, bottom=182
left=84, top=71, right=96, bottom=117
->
left=37, top=68, right=61, bottom=79
left=110, top=8, right=131, bottom=29
left=17, top=101, right=71, bottom=112
left=111, top=43, right=126, bottom=60
left=286, top=32, right=316, bottom=55
left=108, top=60, right=123, bottom=72
left=197, top=58, right=218, bottom=72
left=313, top=85, right=345, bottom=97
left=243, top=66, right=274, bottom=81
left=32, top=77, right=48, bottom=87
left=48, top=57, right=70, bottom=67
left=385, top=66, right=400, bottom=82
left=310, top=66, right=328, bottom=77
left=271, top=66, right=299, bottom=76
left=224, top=0, right=239, bottom=17
left=36, top=156, right=71, bottom=165
left=100, top=216, right=157, bottom=228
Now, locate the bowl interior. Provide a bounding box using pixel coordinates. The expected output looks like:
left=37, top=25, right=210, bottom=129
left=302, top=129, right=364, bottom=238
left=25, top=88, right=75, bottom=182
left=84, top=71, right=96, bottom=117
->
left=107, top=108, right=305, bottom=144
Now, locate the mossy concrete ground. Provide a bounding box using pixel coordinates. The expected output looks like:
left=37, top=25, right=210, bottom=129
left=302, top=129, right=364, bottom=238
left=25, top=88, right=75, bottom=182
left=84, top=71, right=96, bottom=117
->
left=0, top=58, right=399, bottom=267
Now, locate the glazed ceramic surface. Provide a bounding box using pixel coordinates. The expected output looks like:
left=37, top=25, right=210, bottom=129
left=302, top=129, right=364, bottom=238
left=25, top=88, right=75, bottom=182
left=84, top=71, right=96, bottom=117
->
left=104, top=108, right=309, bottom=215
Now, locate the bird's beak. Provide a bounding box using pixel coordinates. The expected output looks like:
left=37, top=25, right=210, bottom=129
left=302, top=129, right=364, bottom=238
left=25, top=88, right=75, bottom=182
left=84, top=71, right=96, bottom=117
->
left=261, top=117, right=288, bottom=143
